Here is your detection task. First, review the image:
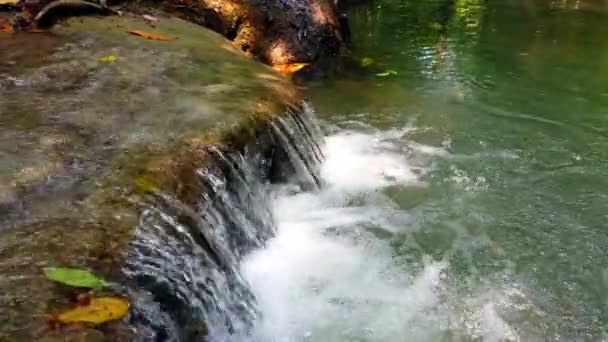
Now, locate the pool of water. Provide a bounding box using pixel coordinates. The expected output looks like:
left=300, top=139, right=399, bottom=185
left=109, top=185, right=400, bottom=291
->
left=242, top=0, right=608, bottom=340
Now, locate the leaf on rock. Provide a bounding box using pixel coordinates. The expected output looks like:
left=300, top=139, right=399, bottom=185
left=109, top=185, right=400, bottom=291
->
left=43, top=267, right=105, bottom=289
left=57, top=297, right=129, bottom=325
left=26, top=28, right=49, bottom=33
left=431, top=22, right=443, bottom=31
left=135, top=175, right=158, bottom=193
left=376, top=69, right=398, bottom=77
left=129, top=29, right=174, bottom=41
left=99, top=55, right=117, bottom=63
left=272, top=63, right=310, bottom=76
left=0, top=18, right=14, bottom=34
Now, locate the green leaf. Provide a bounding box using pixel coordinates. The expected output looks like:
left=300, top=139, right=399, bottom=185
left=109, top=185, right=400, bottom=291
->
left=43, top=267, right=105, bottom=289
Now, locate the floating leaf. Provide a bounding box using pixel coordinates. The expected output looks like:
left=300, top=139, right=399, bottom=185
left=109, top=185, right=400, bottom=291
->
left=272, top=63, right=310, bottom=76
left=129, top=29, right=174, bottom=41
left=99, top=55, right=117, bottom=63
left=56, top=297, right=129, bottom=325
left=431, top=22, right=443, bottom=31
left=376, top=69, right=398, bottom=77
left=453, top=88, right=465, bottom=100
left=44, top=267, right=105, bottom=289
left=361, top=57, right=374, bottom=67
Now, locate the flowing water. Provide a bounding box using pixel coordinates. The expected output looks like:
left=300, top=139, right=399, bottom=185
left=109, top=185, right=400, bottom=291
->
left=3, top=1, right=608, bottom=341
left=123, top=107, right=325, bottom=341
left=240, top=0, right=608, bottom=341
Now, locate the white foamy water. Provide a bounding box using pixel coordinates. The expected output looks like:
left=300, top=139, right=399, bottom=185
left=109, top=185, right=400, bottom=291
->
left=241, top=127, right=523, bottom=342
left=320, top=131, right=422, bottom=191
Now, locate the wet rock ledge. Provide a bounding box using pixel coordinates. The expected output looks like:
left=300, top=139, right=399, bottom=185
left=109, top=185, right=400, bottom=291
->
left=0, top=15, right=306, bottom=341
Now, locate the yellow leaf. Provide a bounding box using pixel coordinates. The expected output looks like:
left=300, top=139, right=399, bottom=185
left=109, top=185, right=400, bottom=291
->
left=129, top=29, right=174, bottom=41
left=0, top=0, right=18, bottom=5
left=361, top=57, right=374, bottom=67
left=57, top=297, right=129, bottom=325
left=431, top=22, right=443, bottom=31
left=99, top=55, right=117, bottom=63
left=135, top=175, right=158, bottom=193
left=272, top=63, right=310, bottom=76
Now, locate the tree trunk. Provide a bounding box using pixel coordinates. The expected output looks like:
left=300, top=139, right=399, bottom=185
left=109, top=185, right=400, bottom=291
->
left=160, top=0, right=348, bottom=66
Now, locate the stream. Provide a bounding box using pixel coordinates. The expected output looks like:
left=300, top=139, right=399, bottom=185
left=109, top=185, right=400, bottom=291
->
left=1, top=0, right=607, bottom=341
left=241, top=0, right=608, bottom=341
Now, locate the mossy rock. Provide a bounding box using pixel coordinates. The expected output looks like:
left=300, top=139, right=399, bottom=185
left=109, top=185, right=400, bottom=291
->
left=0, top=14, right=299, bottom=340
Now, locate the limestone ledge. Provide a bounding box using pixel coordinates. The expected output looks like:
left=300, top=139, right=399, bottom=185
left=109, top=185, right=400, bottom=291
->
left=0, top=15, right=300, bottom=341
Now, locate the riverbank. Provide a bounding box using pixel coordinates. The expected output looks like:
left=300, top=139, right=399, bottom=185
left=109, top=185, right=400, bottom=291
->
left=0, top=0, right=348, bottom=68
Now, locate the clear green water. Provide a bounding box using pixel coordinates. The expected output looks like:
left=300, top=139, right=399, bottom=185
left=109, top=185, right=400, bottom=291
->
left=305, top=0, right=608, bottom=339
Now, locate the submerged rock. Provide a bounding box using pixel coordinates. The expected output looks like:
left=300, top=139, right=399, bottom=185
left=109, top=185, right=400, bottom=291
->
left=0, top=15, right=312, bottom=341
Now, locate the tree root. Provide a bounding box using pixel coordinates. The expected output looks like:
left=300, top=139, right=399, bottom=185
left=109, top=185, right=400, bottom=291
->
left=35, top=0, right=108, bottom=28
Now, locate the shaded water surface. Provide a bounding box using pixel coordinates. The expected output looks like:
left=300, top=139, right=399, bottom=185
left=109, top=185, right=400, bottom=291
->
left=243, top=0, right=608, bottom=341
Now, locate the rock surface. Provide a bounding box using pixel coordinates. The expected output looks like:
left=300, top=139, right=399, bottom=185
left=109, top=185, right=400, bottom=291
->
left=0, top=15, right=299, bottom=341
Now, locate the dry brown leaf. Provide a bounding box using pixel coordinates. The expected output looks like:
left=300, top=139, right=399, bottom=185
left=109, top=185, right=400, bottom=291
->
left=129, top=29, right=174, bottom=41
left=272, top=63, right=310, bottom=76
left=0, top=18, right=14, bottom=34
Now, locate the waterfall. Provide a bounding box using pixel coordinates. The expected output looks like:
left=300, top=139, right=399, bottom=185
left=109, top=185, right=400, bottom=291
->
left=122, top=103, right=324, bottom=341
left=269, top=105, right=323, bottom=190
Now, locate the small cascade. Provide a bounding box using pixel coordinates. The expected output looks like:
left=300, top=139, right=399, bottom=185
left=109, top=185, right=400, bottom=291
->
left=123, top=103, right=324, bottom=341
left=269, top=107, right=324, bottom=190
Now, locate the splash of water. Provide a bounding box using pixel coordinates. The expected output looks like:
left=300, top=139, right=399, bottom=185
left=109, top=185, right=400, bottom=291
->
left=243, top=127, right=447, bottom=341
left=243, top=124, right=527, bottom=342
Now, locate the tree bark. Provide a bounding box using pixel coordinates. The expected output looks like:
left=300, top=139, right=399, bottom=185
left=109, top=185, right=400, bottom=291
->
left=160, top=0, right=348, bottom=66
